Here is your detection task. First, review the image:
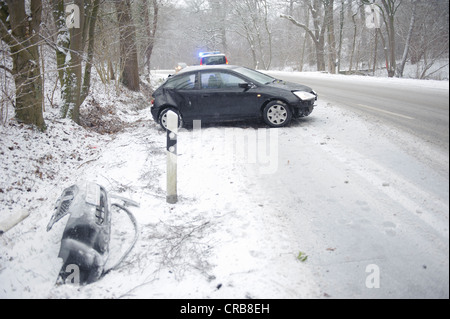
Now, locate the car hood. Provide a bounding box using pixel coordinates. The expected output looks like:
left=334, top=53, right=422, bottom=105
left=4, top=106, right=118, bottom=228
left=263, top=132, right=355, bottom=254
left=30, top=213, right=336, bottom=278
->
left=266, top=80, right=313, bottom=92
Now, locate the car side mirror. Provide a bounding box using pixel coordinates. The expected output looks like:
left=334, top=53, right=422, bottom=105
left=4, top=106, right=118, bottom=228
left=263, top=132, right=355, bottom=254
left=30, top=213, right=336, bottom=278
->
left=239, top=82, right=254, bottom=90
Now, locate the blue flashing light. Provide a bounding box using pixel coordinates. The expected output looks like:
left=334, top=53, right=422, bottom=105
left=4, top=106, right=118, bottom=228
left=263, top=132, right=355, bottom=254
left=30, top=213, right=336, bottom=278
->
left=199, top=51, right=221, bottom=57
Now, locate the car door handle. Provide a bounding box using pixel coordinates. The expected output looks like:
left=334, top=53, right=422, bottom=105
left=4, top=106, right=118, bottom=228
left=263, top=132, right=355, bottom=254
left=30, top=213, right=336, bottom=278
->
left=202, top=94, right=210, bottom=98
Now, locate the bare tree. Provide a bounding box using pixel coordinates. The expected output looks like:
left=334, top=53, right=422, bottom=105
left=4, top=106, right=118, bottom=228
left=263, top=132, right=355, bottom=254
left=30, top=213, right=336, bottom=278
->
left=141, top=0, right=160, bottom=76
left=325, top=0, right=337, bottom=74
left=348, top=1, right=359, bottom=72
left=51, top=0, right=82, bottom=123
left=208, top=0, right=229, bottom=53
left=280, top=0, right=327, bottom=71
left=362, top=0, right=403, bottom=77
left=91, top=1, right=118, bottom=84
left=0, top=0, right=46, bottom=130
left=51, top=0, right=100, bottom=124
left=81, top=0, right=101, bottom=101
left=115, top=0, right=140, bottom=91
left=337, top=0, right=345, bottom=73
left=409, top=0, right=449, bottom=79
left=397, top=0, right=418, bottom=77
left=229, top=0, right=273, bottom=70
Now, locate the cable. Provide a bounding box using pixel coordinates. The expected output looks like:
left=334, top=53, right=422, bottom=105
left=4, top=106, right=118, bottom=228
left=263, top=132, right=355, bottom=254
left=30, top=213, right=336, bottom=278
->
left=102, top=203, right=139, bottom=276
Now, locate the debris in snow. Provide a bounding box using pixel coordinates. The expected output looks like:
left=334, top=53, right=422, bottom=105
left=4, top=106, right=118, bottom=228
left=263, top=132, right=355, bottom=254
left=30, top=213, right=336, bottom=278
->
left=0, top=210, right=30, bottom=234
left=80, top=98, right=125, bottom=135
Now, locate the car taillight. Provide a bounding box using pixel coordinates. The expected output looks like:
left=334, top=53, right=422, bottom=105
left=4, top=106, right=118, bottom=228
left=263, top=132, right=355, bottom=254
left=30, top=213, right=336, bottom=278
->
left=151, top=99, right=155, bottom=106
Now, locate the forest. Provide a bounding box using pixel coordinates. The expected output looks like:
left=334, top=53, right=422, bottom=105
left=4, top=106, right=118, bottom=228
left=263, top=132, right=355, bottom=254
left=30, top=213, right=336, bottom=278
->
left=0, top=0, right=449, bottom=130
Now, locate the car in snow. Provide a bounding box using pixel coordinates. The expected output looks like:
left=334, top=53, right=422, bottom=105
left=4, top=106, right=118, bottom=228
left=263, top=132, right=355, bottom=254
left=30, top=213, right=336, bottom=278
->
left=150, top=65, right=317, bottom=130
left=199, top=51, right=228, bottom=65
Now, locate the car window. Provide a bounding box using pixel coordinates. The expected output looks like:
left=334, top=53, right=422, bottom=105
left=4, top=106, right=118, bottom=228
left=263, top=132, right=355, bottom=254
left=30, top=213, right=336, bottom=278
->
left=164, top=73, right=196, bottom=90
left=201, top=72, right=222, bottom=89
left=220, top=73, right=245, bottom=88
left=202, top=56, right=226, bottom=65
left=234, top=67, right=275, bottom=85
left=200, top=72, right=244, bottom=89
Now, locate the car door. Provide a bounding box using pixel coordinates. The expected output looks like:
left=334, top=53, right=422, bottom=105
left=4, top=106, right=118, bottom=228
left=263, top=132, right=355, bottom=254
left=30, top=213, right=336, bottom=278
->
left=198, top=71, right=261, bottom=122
left=162, top=72, right=201, bottom=122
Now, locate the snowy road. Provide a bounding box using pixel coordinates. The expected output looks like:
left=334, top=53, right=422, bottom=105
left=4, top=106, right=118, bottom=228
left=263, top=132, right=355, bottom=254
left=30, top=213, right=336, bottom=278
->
left=267, top=71, right=450, bottom=152
left=245, top=107, right=448, bottom=298
left=255, top=73, right=449, bottom=298
left=255, top=72, right=449, bottom=298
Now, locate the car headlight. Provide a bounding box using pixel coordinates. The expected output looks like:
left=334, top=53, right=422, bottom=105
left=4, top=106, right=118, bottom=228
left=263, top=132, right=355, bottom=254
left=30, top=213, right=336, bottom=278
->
left=293, top=91, right=316, bottom=101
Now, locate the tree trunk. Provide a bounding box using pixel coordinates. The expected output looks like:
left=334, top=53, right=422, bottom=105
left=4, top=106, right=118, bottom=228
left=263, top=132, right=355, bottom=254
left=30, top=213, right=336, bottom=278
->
left=378, top=28, right=390, bottom=75
left=387, top=11, right=396, bottom=77
left=349, top=12, right=357, bottom=72
left=1, top=0, right=45, bottom=130
left=325, top=0, right=337, bottom=74
left=261, top=0, right=272, bottom=70
left=116, top=0, right=140, bottom=92
left=63, top=0, right=84, bottom=123
left=312, top=0, right=326, bottom=71
left=337, top=0, right=345, bottom=73
left=280, top=0, right=326, bottom=72
left=51, top=0, right=68, bottom=88
left=81, top=0, right=101, bottom=102
left=397, top=0, right=418, bottom=78
left=380, top=0, right=400, bottom=77
left=315, top=39, right=326, bottom=72
left=51, top=0, right=84, bottom=124
left=142, top=0, right=159, bottom=75
left=299, top=12, right=310, bottom=71
left=373, top=31, right=378, bottom=75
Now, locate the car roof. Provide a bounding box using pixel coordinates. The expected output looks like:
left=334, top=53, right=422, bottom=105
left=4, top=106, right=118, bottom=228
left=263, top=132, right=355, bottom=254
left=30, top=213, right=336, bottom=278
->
left=202, top=53, right=226, bottom=57
left=199, top=51, right=226, bottom=57
left=177, top=64, right=240, bottom=75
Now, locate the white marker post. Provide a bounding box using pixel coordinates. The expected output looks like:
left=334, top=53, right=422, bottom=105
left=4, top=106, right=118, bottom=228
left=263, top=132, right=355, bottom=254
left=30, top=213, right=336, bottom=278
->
left=166, top=111, right=178, bottom=204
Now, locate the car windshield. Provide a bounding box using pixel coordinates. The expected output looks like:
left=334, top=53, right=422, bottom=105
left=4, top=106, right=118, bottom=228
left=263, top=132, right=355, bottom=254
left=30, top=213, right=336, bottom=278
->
left=234, top=67, right=276, bottom=85
left=203, top=56, right=226, bottom=65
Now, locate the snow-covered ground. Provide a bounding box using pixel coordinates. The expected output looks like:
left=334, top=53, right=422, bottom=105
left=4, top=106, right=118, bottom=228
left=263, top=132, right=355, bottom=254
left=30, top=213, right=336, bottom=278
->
left=0, top=71, right=448, bottom=299
left=0, top=74, right=318, bottom=299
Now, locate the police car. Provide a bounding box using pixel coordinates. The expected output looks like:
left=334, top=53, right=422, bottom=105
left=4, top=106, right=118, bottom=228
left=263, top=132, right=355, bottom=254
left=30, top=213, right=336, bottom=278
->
left=199, top=51, right=228, bottom=65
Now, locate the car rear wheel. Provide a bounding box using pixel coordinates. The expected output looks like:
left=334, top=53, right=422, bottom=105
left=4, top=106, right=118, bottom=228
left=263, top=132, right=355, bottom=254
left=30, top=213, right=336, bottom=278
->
left=159, top=108, right=183, bottom=130
left=263, top=101, right=292, bottom=127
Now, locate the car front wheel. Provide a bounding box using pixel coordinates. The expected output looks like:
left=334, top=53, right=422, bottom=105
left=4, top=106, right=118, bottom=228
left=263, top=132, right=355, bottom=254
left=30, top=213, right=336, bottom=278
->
left=158, top=108, right=183, bottom=131
left=263, top=101, right=292, bottom=128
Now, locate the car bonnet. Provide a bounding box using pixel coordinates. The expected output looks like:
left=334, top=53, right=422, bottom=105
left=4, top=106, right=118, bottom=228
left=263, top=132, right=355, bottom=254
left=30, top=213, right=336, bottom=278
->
left=267, top=80, right=312, bottom=92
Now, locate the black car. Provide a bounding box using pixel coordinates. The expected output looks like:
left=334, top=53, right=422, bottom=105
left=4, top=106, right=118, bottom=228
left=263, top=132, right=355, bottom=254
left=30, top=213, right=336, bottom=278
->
left=151, top=65, right=317, bottom=130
